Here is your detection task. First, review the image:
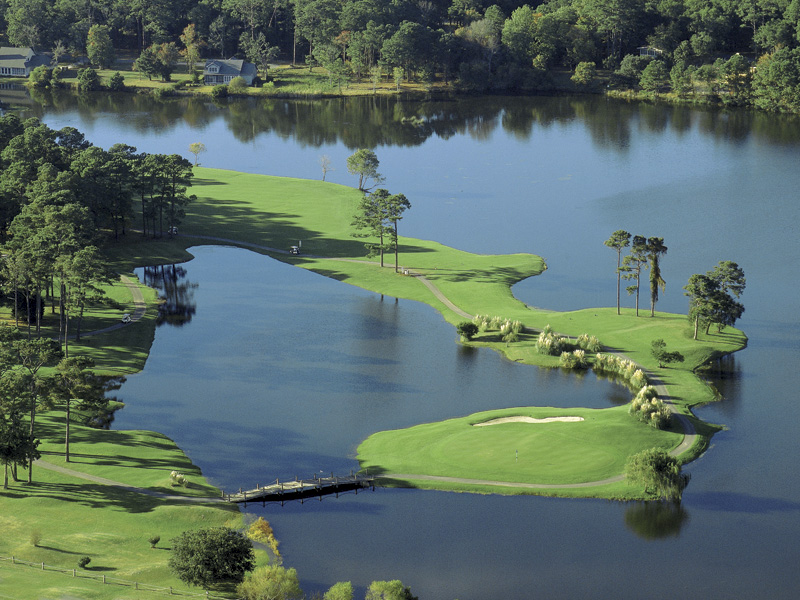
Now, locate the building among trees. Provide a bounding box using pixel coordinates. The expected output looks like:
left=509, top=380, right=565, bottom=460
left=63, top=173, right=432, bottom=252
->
left=0, top=47, right=49, bottom=77
left=203, top=59, right=257, bottom=86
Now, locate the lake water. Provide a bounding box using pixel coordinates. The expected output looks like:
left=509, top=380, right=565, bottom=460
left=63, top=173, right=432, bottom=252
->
left=6, top=90, right=800, bottom=599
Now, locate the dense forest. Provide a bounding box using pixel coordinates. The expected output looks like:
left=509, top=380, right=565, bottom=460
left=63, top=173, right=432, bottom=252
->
left=2, top=0, right=800, bottom=109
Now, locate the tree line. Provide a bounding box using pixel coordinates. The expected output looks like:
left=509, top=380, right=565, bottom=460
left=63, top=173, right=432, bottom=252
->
left=4, top=0, right=800, bottom=110
left=605, top=230, right=745, bottom=335
left=0, top=114, right=195, bottom=486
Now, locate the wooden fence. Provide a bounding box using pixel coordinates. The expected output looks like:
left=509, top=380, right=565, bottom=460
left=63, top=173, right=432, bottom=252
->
left=0, top=555, right=236, bottom=599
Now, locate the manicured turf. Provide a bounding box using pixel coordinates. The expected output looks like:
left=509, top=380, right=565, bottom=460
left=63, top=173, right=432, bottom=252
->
left=0, top=414, right=266, bottom=600
left=359, top=405, right=682, bottom=486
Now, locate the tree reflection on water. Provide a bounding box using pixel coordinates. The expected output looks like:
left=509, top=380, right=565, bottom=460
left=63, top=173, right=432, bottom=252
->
left=142, top=264, right=198, bottom=327
left=624, top=501, right=690, bottom=540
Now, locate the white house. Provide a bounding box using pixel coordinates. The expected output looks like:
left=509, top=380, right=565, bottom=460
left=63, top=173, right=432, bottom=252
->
left=203, top=59, right=257, bottom=86
left=0, top=47, right=50, bottom=77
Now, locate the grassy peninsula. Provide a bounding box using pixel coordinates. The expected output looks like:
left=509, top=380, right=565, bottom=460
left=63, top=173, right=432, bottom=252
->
left=1, top=167, right=746, bottom=596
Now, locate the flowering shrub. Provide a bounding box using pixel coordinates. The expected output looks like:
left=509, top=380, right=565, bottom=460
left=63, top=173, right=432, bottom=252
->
left=577, top=334, right=602, bottom=352
left=537, top=329, right=565, bottom=355
left=629, top=386, right=671, bottom=429
left=560, top=349, right=588, bottom=369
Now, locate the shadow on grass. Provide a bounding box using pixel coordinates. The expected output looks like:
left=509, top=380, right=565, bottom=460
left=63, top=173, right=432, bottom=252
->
left=1, top=481, right=163, bottom=512
left=416, top=265, right=535, bottom=285
left=36, top=545, right=85, bottom=555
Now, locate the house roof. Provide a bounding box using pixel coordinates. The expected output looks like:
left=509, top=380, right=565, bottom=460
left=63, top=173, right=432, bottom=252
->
left=204, top=58, right=257, bottom=78
left=0, top=47, right=49, bottom=69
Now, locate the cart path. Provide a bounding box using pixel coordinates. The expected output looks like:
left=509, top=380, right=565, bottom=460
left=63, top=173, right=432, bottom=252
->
left=33, top=459, right=225, bottom=504
left=76, top=275, right=147, bottom=338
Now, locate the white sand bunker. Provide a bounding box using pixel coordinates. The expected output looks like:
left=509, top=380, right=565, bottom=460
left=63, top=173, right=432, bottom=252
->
left=474, top=416, right=584, bottom=426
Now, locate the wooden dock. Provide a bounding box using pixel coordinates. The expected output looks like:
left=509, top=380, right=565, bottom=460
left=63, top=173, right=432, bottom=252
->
left=221, top=471, right=376, bottom=505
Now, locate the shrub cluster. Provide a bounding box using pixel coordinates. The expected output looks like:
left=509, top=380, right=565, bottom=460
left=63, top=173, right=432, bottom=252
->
left=593, top=353, right=649, bottom=390
left=576, top=333, right=602, bottom=352
left=499, top=319, right=523, bottom=343
left=560, top=349, right=588, bottom=369
left=247, top=517, right=281, bottom=562
left=629, top=386, right=671, bottom=429
left=471, top=315, right=524, bottom=342
left=169, top=470, right=187, bottom=487
left=536, top=325, right=566, bottom=356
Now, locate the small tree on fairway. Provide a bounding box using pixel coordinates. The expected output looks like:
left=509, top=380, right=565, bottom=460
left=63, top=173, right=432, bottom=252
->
left=346, top=149, right=384, bottom=191
left=189, top=142, right=206, bottom=166
left=456, top=321, right=479, bottom=341
left=605, top=230, right=631, bottom=315
left=647, top=237, right=668, bottom=317
left=108, top=72, right=126, bottom=91
left=77, top=68, right=102, bottom=92
left=0, top=409, right=35, bottom=489
left=650, top=339, right=685, bottom=368
left=51, top=356, right=118, bottom=462
left=169, top=527, right=255, bottom=587
left=352, top=188, right=391, bottom=266
left=319, top=155, right=333, bottom=181
left=625, top=448, right=689, bottom=502
left=622, top=235, right=648, bottom=316
left=683, top=261, right=745, bottom=339
left=385, top=192, right=411, bottom=272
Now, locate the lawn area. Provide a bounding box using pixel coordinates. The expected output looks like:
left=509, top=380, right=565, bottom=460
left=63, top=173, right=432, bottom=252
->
left=0, top=414, right=266, bottom=600
left=52, top=61, right=444, bottom=98
left=358, top=405, right=683, bottom=498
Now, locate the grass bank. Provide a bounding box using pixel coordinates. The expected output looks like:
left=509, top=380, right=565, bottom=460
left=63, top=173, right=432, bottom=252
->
left=0, top=412, right=266, bottom=599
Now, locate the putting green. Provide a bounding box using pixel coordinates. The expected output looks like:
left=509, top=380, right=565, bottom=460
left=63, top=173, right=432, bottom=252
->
left=358, top=405, right=682, bottom=487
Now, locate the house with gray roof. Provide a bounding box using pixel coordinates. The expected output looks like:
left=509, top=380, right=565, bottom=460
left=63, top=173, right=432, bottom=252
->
left=0, top=47, right=50, bottom=77
left=203, top=59, right=257, bottom=86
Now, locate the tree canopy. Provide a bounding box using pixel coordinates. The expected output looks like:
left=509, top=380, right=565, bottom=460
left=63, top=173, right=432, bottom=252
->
left=169, top=527, right=255, bottom=587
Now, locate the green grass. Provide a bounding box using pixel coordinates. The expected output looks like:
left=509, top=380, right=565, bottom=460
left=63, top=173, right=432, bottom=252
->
left=50, top=60, right=449, bottom=98
left=0, top=414, right=267, bottom=600
left=359, top=405, right=682, bottom=496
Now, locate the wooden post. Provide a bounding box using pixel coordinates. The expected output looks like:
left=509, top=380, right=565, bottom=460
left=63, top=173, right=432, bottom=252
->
left=42, top=562, right=45, bottom=570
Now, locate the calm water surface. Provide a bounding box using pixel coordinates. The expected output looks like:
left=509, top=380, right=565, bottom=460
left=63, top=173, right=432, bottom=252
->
left=6, top=91, right=799, bottom=599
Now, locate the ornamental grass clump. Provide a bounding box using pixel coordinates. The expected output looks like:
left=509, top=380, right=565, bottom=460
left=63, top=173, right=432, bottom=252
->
left=472, top=314, right=491, bottom=332
left=499, top=320, right=523, bottom=343
left=560, top=349, right=588, bottom=369
left=169, top=470, right=187, bottom=487
left=630, top=386, right=671, bottom=429
left=537, top=329, right=565, bottom=356
left=577, top=334, right=602, bottom=352
left=592, top=354, right=648, bottom=390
